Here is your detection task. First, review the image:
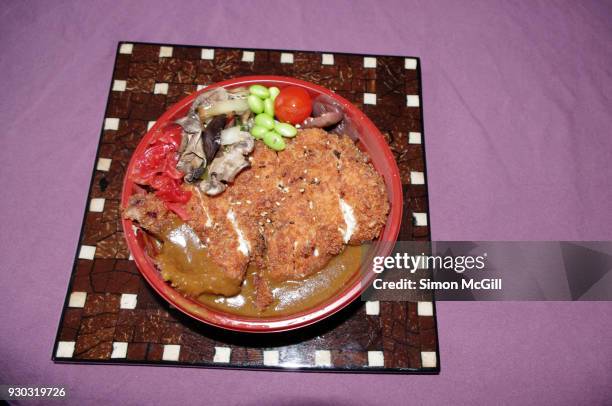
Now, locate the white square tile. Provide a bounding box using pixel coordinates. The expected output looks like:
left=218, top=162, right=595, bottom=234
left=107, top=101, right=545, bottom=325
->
left=201, top=48, right=215, bottom=60
left=68, top=291, right=87, bottom=308
left=322, top=53, right=334, bottom=65
left=104, top=118, right=120, bottom=130
left=197, top=84, right=207, bottom=91
left=147, top=121, right=156, bottom=131
left=410, top=171, right=425, bottom=185
left=363, top=93, right=377, bottom=105
left=421, top=351, right=437, bottom=368
left=363, top=57, right=377, bottom=68
left=408, top=131, right=422, bottom=144
left=417, top=301, right=434, bottom=316
left=78, top=245, right=96, bottom=260
left=213, top=346, right=231, bottom=363
left=407, top=95, right=420, bottom=107
left=315, top=350, right=331, bottom=367
left=154, top=83, right=168, bottom=95
left=365, top=301, right=380, bottom=315
left=56, top=341, right=75, bottom=358
left=120, top=293, right=137, bottom=309
left=96, top=158, right=112, bottom=172
left=263, top=350, right=279, bottom=366
left=413, top=212, right=428, bottom=227
left=367, top=351, right=384, bottom=367
left=112, top=80, right=127, bottom=91
left=280, top=53, right=294, bottom=64
left=405, top=58, right=418, bottom=69
left=89, top=198, right=105, bottom=212
left=162, top=344, right=181, bottom=361
left=242, top=51, right=255, bottom=62
left=159, top=46, right=173, bottom=58
left=111, top=342, right=128, bottom=358
left=119, top=43, right=133, bottom=54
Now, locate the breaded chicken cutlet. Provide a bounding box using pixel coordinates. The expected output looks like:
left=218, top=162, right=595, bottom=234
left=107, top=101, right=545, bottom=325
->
left=124, top=129, right=389, bottom=308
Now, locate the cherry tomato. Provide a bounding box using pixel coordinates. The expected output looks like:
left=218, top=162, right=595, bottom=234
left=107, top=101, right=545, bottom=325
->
left=274, top=86, right=312, bottom=125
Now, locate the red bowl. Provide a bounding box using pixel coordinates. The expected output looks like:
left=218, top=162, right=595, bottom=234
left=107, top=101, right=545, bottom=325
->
left=121, top=76, right=402, bottom=333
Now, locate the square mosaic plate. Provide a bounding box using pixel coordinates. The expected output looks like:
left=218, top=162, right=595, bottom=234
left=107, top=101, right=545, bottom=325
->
left=53, top=42, right=439, bottom=373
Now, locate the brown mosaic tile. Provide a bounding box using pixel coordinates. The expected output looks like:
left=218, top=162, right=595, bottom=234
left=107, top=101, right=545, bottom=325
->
left=53, top=42, right=438, bottom=373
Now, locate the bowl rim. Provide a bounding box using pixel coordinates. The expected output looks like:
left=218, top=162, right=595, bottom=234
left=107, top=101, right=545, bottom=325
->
left=121, top=75, right=403, bottom=333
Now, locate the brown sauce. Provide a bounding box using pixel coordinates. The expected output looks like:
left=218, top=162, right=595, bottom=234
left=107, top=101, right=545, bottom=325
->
left=154, top=221, right=368, bottom=317
left=156, top=221, right=242, bottom=297
left=198, top=244, right=368, bottom=317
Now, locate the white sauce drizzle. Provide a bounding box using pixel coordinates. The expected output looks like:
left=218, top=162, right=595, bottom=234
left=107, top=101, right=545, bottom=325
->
left=227, top=209, right=250, bottom=256
left=338, top=198, right=356, bottom=243
left=194, top=187, right=213, bottom=227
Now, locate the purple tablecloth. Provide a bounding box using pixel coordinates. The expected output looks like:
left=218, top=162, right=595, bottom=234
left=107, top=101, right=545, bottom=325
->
left=1, top=1, right=611, bottom=404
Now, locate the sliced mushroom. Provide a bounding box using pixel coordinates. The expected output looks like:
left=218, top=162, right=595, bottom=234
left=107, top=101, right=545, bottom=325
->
left=175, top=111, right=202, bottom=135
left=202, top=114, right=226, bottom=164
left=232, top=136, right=255, bottom=155
left=199, top=136, right=255, bottom=196
left=176, top=130, right=205, bottom=183
left=176, top=114, right=226, bottom=183
left=201, top=174, right=227, bottom=195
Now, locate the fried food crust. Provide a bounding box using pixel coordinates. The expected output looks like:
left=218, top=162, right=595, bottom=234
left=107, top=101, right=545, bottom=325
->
left=124, top=129, right=389, bottom=305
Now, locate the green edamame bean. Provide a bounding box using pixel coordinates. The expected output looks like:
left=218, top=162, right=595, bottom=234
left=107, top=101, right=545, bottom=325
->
left=263, top=97, right=274, bottom=116
left=274, top=122, right=297, bottom=138
left=254, top=113, right=275, bottom=130
left=269, top=86, right=280, bottom=101
left=247, top=95, right=264, bottom=114
left=250, top=125, right=268, bottom=139
left=249, top=84, right=270, bottom=99
left=263, top=131, right=286, bottom=151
